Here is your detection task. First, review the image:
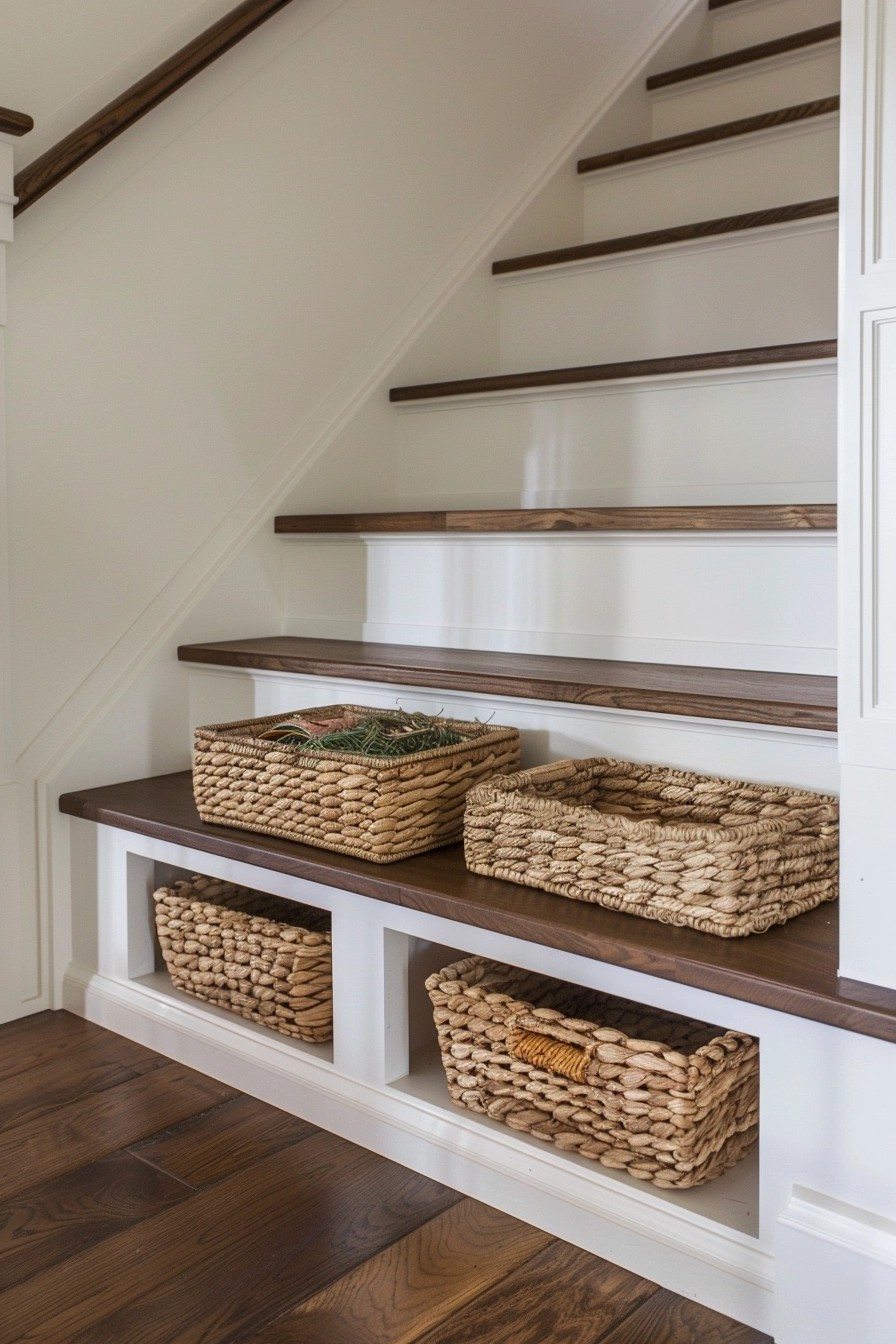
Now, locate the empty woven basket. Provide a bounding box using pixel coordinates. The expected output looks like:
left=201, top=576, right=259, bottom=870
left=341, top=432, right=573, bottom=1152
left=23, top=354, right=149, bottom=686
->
left=426, top=955, right=758, bottom=1189
left=154, top=875, right=332, bottom=1041
left=464, top=756, right=838, bottom=936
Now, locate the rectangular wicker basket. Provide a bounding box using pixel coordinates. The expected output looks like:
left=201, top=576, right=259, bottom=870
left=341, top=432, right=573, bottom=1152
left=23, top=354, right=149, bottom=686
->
left=153, top=875, right=332, bottom=1042
left=426, top=956, right=758, bottom=1189
left=192, top=704, right=520, bottom=863
left=464, top=757, right=838, bottom=937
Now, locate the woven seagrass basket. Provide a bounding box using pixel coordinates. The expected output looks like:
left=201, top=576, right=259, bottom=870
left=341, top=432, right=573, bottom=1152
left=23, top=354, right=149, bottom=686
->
left=192, top=705, right=520, bottom=863
left=153, top=875, right=332, bottom=1042
left=426, top=956, right=758, bottom=1189
left=464, top=757, right=838, bottom=936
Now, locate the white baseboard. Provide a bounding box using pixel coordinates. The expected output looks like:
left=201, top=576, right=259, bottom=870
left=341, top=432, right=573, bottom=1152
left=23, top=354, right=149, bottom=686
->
left=776, top=1188, right=896, bottom=1344
left=63, top=962, right=774, bottom=1333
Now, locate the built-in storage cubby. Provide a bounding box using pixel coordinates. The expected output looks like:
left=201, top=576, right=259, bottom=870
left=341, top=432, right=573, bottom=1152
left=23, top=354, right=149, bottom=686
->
left=128, top=857, right=337, bottom=1067
left=58, top=764, right=896, bottom=1338
left=388, top=932, right=761, bottom=1239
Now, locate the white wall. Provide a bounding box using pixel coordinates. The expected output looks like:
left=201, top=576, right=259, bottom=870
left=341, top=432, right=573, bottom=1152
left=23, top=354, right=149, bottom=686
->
left=3, top=0, right=245, bottom=172
left=1, top=0, right=698, bottom=1021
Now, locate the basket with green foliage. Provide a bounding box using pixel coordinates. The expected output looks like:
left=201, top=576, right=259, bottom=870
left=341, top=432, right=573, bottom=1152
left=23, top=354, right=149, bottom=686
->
left=192, top=704, right=520, bottom=862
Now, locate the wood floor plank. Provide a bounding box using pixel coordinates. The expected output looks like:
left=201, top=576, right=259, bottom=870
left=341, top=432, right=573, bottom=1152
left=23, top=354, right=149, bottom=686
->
left=245, top=1197, right=552, bottom=1344
left=0, top=1061, right=237, bottom=1203
left=0, top=1017, right=768, bottom=1343
left=0, top=1151, right=191, bottom=1292
left=412, top=1239, right=659, bottom=1344
left=0, top=1011, right=111, bottom=1083
left=130, top=1094, right=319, bottom=1187
left=0, top=1131, right=460, bottom=1344
left=599, top=1288, right=772, bottom=1343
left=0, top=1029, right=168, bottom=1133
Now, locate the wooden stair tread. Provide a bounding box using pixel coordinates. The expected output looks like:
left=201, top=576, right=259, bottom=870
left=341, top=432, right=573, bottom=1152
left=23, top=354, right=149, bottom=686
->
left=0, top=107, right=34, bottom=137
left=646, top=22, right=841, bottom=91
left=577, top=98, right=839, bottom=175
left=492, top=199, right=838, bottom=276
left=58, top=769, right=896, bottom=1047
left=176, top=636, right=836, bottom=731
left=274, top=504, right=837, bottom=534
left=388, top=340, right=836, bottom=403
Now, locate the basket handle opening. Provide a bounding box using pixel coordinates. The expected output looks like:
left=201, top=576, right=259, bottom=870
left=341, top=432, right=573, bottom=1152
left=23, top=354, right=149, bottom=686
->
left=507, top=1021, right=594, bottom=1084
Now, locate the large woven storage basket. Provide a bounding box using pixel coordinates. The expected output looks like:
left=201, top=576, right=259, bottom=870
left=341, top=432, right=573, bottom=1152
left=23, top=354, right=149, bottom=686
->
left=426, top=956, right=758, bottom=1189
left=153, top=875, right=332, bottom=1042
left=193, top=705, right=520, bottom=864
left=464, top=757, right=838, bottom=936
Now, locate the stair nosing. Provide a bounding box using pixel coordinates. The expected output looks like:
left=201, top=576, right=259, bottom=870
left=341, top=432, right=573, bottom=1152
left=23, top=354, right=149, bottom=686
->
left=388, top=341, right=837, bottom=404
left=577, top=97, right=839, bottom=176
left=176, top=637, right=837, bottom=732
left=646, top=22, right=841, bottom=91
left=492, top=198, right=839, bottom=277
left=274, top=505, right=837, bottom=535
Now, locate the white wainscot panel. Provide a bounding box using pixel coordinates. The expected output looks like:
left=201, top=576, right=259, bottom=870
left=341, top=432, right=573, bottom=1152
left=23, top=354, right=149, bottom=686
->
left=838, top=762, right=896, bottom=990
left=281, top=535, right=836, bottom=674
left=867, top=0, right=896, bottom=268
left=865, top=314, right=896, bottom=717
left=776, top=1189, right=896, bottom=1344
left=390, top=366, right=837, bottom=508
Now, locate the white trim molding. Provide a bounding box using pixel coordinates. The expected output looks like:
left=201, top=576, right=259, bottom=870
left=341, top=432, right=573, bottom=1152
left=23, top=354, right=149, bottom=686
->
left=838, top=0, right=896, bottom=987
left=776, top=1187, right=896, bottom=1343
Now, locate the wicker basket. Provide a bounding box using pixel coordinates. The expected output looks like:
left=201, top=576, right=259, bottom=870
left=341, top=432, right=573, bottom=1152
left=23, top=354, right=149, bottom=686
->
left=192, top=705, right=520, bottom=863
left=464, top=757, right=838, bottom=936
left=153, top=875, right=332, bottom=1042
left=426, top=956, right=758, bottom=1188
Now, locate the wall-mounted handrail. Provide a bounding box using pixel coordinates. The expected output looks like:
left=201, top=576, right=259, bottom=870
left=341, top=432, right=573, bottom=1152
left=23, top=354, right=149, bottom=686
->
left=13, top=0, right=296, bottom=215
left=0, top=108, right=33, bottom=137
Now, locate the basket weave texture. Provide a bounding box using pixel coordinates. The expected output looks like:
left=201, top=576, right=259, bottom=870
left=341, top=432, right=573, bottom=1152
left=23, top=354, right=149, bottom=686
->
left=153, top=876, right=332, bottom=1042
left=193, top=705, right=520, bottom=864
left=426, top=956, right=758, bottom=1189
left=464, top=757, right=838, bottom=936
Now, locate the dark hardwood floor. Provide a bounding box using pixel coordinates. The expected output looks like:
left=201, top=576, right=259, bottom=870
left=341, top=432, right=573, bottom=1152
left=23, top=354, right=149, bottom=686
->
left=0, top=1011, right=772, bottom=1343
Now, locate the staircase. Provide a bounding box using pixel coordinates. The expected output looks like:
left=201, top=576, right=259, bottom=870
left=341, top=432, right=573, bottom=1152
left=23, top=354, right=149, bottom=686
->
left=181, top=0, right=841, bottom=793
left=60, top=2, right=860, bottom=1335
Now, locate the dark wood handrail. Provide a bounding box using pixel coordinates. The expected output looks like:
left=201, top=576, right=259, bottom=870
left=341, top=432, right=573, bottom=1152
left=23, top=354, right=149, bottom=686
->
left=13, top=0, right=296, bottom=215
left=0, top=107, right=34, bottom=137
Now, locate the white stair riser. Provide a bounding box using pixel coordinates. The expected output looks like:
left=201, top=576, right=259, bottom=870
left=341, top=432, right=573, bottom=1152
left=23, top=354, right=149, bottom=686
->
left=281, top=536, right=836, bottom=674
left=651, top=44, right=840, bottom=139
left=582, top=119, right=839, bottom=243
left=710, top=0, right=841, bottom=57
left=497, top=223, right=836, bottom=371
left=389, top=367, right=836, bottom=506
left=186, top=667, right=839, bottom=794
